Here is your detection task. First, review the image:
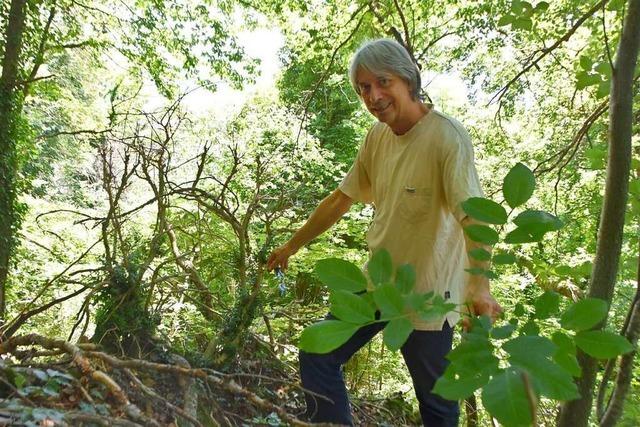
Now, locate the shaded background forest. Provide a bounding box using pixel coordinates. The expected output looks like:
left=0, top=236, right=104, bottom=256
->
left=0, top=0, right=639, bottom=425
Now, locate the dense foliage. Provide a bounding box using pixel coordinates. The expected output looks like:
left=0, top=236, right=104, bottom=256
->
left=0, top=0, right=638, bottom=425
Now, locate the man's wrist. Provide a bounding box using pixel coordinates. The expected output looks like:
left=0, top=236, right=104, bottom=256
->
left=284, top=240, right=300, bottom=255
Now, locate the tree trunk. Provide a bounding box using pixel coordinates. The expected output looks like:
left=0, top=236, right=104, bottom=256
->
left=0, top=0, right=28, bottom=325
left=599, top=293, right=640, bottom=426
left=205, top=264, right=264, bottom=367
left=558, top=0, right=640, bottom=425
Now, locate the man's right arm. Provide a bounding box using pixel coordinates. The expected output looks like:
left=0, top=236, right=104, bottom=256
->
left=267, top=188, right=353, bottom=271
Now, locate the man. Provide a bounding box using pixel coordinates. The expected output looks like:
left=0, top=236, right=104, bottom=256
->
left=268, top=39, right=501, bottom=426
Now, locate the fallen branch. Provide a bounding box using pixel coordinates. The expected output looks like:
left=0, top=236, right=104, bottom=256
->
left=0, top=333, right=326, bottom=426
left=123, top=368, right=202, bottom=427
left=84, top=350, right=314, bottom=426
left=0, top=334, right=158, bottom=426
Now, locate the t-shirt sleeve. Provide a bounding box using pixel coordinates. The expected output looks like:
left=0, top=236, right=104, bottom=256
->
left=441, top=124, right=484, bottom=223
left=338, top=130, right=374, bottom=204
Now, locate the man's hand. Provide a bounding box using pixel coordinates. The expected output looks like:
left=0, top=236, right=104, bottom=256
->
left=462, top=283, right=503, bottom=330
left=266, top=190, right=353, bottom=272
left=267, top=243, right=297, bottom=272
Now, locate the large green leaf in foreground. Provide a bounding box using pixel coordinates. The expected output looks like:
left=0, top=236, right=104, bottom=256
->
left=464, top=224, right=499, bottom=245
left=462, top=197, right=508, bottom=224
left=574, top=330, right=633, bottom=359
left=503, top=163, right=535, bottom=208
left=560, top=297, right=608, bottom=331
left=329, top=291, right=375, bottom=324
left=369, top=248, right=393, bottom=285
left=482, top=369, right=532, bottom=427
left=298, top=320, right=359, bottom=353
left=314, top=258, right=367, bottom=292
left=383, top=318, right=413, bottom=351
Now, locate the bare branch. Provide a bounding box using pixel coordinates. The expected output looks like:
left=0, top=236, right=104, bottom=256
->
left=488, top=0, right=608, bottom=105
left=0, top=238, right=103, bottom=338
left=36, top=128, right=111, bottom=140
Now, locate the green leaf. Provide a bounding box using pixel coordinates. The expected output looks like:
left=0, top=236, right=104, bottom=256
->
left=420, top=299, right=457, bottom=321
left=585, top=145, right=607, bottom=169
left=520, top=320, right=540, bottom=335
left=373, top=283, right=404, bottom=318
left=512, top=17, right=532, bottom=31
left=576, top=72, right=601, bottom=89
left=595, top=61, right=612, bottom=77
left=511, top=0, right=524, bottom=14
left=482, top=369, right=532, bottom=427
left=405, top=292, right=432, bottom=311
left=596, top=79, right=611, bottom=98
left=521, top=1, right=534, bottom=16
left=448, top=339, right=499, bottom=376
left=547, top=334, right=580, bottom=379
left=462, top=197, right=508, bottom=224
left=553, top=350, right=582, bottom=377
left=13, top=372, right=26, bottom=388
left=579, top=55, right=593, bottom=71
left=513, top=210, right=563, bottom=232
left=484, top=270, right=499, bottom=279
left=433, top=368, right=490, bottom=400
left=502, top=335, right=577, bottom=399
left=629, top=178, right=640, bottom=198
left=607, top=0, right=627, bottom=10
left=534, top=291, right=560, bottom=319
left=491, top=323, right=516, bottom=339
left=560, top=297, right=608, bottom=331
left=505, top=210, right=562, bottom=243
left=552, top=331, right=576, bottom=353
left=464, top=224, right=499, bottom=245
left=493, top=252, right=517, bottom=264
left=504, top=335, right=556, bottom=359
left=575, top=330, right=634, bottom=359
left=467, top=315, right=493, bottom=336
left=469, top=248, right=492, bottom=261
left=504, top=226, right=546, bottom=244
left=503, top=163, right=535, bottom=208
left=514, top=303, right=525, bottom=317
left=395, top=264, right=416, bottom=294
left=465, top=268, right=495, bottom=280
left=383, top=318, right=414, bottom=351
left=534, top=1, right=549, bottom=13
left=329, top=291, right=376, bottom=324
left=497, top=14, right=516, bottom=26
left=554, top=265, right=573, bottom=276
left=369, top=248, right=393, bottom=285
left=512, top=356, right=578, bottom=400
left=299, top=320, right=359, bottom=353
left=315, top=258, right=367, bottom=292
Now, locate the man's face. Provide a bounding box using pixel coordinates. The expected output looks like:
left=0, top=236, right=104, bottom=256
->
left=355, top=67, right=415, bottom=130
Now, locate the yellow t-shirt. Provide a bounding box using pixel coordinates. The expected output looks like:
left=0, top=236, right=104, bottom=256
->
left=339, top=109, right=484, bottom=330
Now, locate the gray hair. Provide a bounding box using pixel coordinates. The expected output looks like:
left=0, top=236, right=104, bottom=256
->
left=349, top=39, right=422, bottom=100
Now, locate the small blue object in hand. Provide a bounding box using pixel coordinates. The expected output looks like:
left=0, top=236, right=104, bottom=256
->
left=275, top=268, right=287, bottom=296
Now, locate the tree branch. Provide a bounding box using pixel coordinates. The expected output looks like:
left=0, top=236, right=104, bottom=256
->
left=488, top=0, right=609, bottom=105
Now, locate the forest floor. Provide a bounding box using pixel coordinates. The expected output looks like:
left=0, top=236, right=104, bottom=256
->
left=0, top=333, right=422, bottom=426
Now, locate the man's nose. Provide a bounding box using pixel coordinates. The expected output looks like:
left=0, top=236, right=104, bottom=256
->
left=369, top=85, right=383, bottom=103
